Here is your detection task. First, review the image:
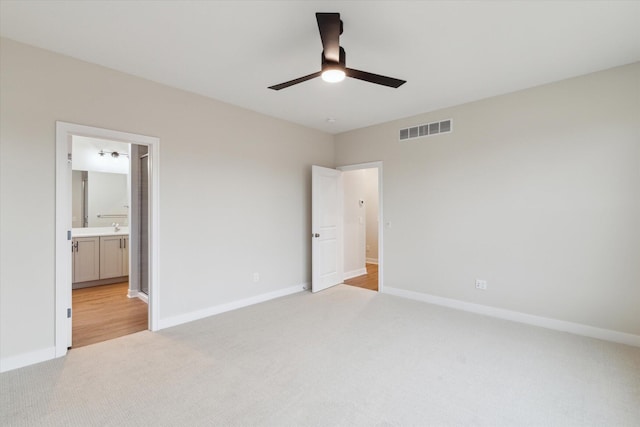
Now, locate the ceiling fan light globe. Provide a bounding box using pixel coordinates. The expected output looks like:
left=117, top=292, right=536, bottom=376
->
left=322, top=69, right=346, bottom=83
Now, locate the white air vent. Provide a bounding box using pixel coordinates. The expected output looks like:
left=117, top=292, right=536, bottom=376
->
left=399, top=119, right=452, bottom=141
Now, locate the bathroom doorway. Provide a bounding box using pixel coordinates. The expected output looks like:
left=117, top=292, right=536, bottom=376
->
left=55, top=122, right=160, bottom=357
left=69, top=136, right=149, bottom=348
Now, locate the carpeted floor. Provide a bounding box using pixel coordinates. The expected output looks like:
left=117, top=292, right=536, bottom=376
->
left=2, top=285, right=639, bottom=426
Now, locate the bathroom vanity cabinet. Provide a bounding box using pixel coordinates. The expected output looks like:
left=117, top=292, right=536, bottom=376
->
left=72, top=228, right=129, bottom=287
left=100, top=235, right=129, bottom=279
left=72, top=237, right=100, bottom=283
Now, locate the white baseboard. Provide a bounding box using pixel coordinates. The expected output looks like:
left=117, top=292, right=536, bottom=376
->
left=0, top=346, right=56, bottom=373
left=128, top=289, right=149, bottom=303
left=384, top=287, right=640, bottom=348
left=366, top=258, right=378, bottom=265
left=2, top=285, right=308, bottom=372
left=158, top=283, right=309, bottom=330
left=343, top=268, right=367, bottom=281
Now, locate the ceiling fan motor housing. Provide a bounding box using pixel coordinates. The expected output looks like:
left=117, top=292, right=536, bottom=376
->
left=322, top=46, right=346, bottom=72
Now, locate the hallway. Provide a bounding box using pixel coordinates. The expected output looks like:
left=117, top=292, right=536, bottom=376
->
left=344, top=263, right=378, bottom=291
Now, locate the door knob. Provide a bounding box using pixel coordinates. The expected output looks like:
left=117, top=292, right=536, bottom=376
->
left=313, top=233, right=320, bottom=238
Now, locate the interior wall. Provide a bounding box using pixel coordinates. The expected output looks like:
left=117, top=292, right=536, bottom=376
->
left=363, top=168, right=379, bottom=263
left=335, top=62, right=640, bottom=336
left=86, top=171, right=128, bottom=227
left=72, top=137, right=131, bottom=227
left=343, top=168, right=379, bottom=276
left=342, top=170, right=366, bottom=277
left=71, top=171, right=83, bottom=228
left=0, top=38, right=334, bottom=362
left=72, top=137, right=129, bottom=174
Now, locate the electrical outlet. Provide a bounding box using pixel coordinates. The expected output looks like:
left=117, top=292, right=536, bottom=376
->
left=253, top=272, right=260, bottom=283
left=475, top=279, right=487, bottom=290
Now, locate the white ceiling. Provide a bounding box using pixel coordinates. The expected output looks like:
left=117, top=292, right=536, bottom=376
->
left=1, top=1, right=639, bottom=134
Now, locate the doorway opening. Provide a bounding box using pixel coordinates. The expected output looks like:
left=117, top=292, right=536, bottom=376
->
left=340, top=165, right=381, bottom=292
left=69, top=136, right=148, bottom=347
left=311, top=162, right=383, bottom=293
left=55, top=122, right=160, bottom=358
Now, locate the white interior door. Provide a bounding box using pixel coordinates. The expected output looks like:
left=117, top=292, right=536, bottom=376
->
left=312, top=165, right=344, bottom=292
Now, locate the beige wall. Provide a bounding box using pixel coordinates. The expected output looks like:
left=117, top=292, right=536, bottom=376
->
left=343, top=170, right=367, bottom=276
left=71, top=171, right=84, bottom=228
left=336, top=63, right=640, bottom=335
left=1, top=35, right=637, bottom=367
left=364, top=168, right=379, bottom=263
left=0, top=38, right=334, bottom=361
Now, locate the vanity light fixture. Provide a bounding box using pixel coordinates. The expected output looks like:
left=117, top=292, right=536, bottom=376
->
left=99, top=149, right=129, bottom=158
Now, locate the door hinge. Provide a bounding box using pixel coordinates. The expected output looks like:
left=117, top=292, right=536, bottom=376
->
left=67, top=152, right=72, bottom=163
left=67, top=308, right=72, bottom=318
left=67, top=230, right=72, bottom=240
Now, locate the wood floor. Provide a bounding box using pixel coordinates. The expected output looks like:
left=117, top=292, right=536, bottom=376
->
left=72, top=282, right=148, bottom=349
left=344, top=263, right=378, bottom=291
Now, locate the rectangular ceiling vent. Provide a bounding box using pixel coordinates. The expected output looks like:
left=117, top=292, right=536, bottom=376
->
left=399, top=119, right=452, bottom=141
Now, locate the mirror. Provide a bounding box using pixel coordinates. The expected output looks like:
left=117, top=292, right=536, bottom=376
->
left=72, top=170, right=128, bottom=228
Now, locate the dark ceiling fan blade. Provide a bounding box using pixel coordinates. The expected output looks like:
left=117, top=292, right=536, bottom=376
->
left=270, top=13, right=408, bottom=91
left=316, top=13, right=342, bottom=62
left=268, top=71, right=322, bottom=90
left=345, top=68, right=406, bottom=88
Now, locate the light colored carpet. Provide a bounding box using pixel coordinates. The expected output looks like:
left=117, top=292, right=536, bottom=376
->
left=2, top=285, right=639, bottom=426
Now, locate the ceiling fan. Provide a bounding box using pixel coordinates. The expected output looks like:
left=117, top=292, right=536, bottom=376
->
left=268, top=12, right=406, bottom=90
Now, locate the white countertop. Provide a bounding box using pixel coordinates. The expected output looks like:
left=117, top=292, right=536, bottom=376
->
left=72, top=227, right=129, bottom=238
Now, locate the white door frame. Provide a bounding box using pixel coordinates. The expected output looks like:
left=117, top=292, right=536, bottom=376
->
left=55, top=122, right=160, bottom=357
left=337, top=161, right=383, bottom=293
